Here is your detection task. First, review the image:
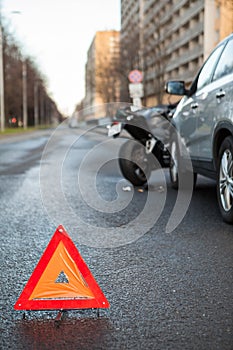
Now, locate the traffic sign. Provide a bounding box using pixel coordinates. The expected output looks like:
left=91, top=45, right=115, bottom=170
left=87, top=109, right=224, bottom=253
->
left=129, top=83, right=144, bottom=98
left=128, top=69, right=143, bottom=83
left=14, top=225, right=110, bottom=310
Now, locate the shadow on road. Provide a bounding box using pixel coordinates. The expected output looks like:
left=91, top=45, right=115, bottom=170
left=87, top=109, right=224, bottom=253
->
left=14, top=315, right=113, bottom=350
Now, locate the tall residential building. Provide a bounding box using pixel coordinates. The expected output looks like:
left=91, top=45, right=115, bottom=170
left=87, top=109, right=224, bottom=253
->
left=120, top=0, right=143, bottom=101
left=84, top=30, right=120, bottom=119
left=121, top=0, right=233, bottom=106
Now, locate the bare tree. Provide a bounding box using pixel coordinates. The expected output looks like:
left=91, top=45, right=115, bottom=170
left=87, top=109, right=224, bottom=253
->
left=2, top=24, right=62, bottom=127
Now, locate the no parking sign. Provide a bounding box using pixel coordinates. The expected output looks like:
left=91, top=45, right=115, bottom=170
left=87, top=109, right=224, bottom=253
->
left=128, top=69, right=143, bottom=83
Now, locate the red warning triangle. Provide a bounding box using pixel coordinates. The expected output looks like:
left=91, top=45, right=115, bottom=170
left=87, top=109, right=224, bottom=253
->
left=14, top=225, right=110, bottom=310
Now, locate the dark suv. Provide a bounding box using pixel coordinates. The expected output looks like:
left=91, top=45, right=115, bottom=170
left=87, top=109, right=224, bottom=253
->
left=165, top=33, right=233, bottom=223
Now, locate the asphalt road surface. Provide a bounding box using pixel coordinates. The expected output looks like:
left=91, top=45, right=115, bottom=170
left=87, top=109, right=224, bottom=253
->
left=0, top=125, right=232, bottom=350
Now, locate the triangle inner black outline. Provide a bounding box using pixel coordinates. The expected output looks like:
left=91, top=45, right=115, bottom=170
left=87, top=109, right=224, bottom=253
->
left=55, top=270, right=69, bottom=284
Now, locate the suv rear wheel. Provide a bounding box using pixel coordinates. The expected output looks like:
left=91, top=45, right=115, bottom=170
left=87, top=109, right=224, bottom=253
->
left=217, top=136, right=233, bottom=223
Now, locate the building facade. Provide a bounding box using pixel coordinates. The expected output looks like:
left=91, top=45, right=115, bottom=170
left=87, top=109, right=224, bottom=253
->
left=121, top=0, right=233, bottom=106
left=120, top=0, right=142, bottom=101
left=83, top=30, right=120, bottom=119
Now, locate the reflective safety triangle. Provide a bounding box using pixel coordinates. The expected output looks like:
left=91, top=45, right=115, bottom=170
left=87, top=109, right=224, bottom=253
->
left=14, top=225, right=110, bottom=310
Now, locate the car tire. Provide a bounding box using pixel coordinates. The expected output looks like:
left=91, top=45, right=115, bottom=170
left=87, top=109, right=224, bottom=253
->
left=169, top=136, right=179, bottom=189
left=169, top=134, right=197, bottom=190
left=119, top=140, right=151, bottom=186
left=217, top=136, right=233, bottom=224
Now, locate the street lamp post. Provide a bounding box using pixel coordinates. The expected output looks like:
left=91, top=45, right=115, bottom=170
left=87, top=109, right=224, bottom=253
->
left=34, top=80, right=39, bottom=127
left=22, top=60, right=28, bottom=129
left=0, top=10, right=21, bottom=132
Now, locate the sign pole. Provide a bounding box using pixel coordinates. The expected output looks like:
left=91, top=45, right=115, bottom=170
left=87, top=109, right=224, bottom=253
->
left=128, top=70, right=144, bottom=108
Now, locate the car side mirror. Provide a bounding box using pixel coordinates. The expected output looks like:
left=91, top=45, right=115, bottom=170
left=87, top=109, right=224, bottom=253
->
left=165, top=81, right=187, bottom=96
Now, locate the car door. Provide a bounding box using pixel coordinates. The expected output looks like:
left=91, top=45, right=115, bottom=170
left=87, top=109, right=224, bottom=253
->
left=188, top=44, right=225, bottom=160
left=175, top=94, right=200, bottom=158
left=176, top=44, right=225, bottom=159
left=197, top=37, right=233, bottom=160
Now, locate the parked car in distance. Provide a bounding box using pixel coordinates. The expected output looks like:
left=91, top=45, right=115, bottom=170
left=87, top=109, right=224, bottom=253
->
left=165, top=33, right=233, bottom=224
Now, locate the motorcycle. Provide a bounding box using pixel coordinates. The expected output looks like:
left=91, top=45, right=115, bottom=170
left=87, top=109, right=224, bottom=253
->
left=108, top=102, right=178, bottom=186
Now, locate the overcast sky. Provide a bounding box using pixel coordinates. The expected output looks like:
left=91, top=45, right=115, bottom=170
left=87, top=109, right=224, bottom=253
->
left=2, top=0, right=121, bottom=114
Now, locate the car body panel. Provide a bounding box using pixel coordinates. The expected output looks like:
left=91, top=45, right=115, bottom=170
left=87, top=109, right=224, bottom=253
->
left=170, top=33, right=233, bottom=178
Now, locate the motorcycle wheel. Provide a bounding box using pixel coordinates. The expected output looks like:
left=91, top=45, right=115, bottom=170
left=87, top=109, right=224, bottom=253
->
left=119, top=140, right=151, bottom=186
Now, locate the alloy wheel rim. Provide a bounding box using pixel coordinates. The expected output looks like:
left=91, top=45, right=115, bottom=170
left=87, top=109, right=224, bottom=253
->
left=219, top=149, right=233, bottom=212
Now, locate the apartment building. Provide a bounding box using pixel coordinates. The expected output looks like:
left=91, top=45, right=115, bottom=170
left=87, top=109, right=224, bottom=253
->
left=121, top=0, right=233, bottom=106
left=83, top=30, right=120, bottom=119
left=120, top=0, right=142, bottom=101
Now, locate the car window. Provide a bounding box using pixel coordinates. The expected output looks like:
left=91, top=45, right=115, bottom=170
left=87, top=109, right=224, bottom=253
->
left=197, top=44, right=224, bottom=90
left=213, top=39, right=233, bottom=81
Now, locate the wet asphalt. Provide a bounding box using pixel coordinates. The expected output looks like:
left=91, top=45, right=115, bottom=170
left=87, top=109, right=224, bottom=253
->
left=0, top=125, right=232, bottom=350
